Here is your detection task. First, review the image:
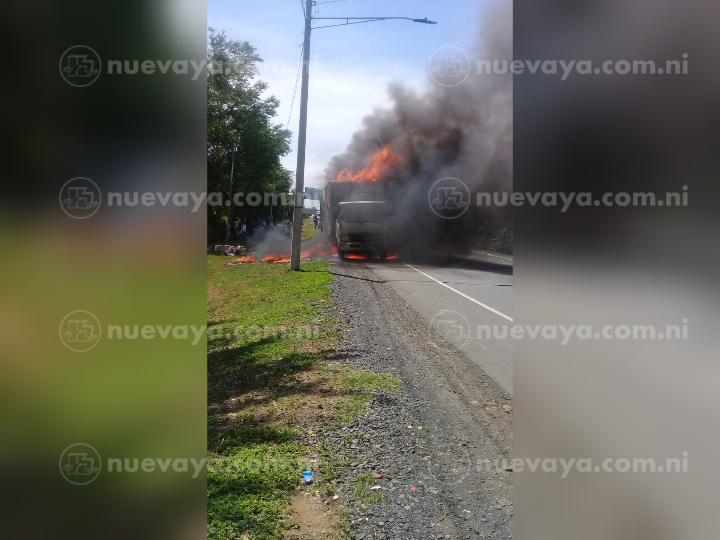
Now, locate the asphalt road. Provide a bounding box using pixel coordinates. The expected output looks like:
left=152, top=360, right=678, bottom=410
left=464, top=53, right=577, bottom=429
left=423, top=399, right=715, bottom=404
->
left=327, top=257, right=513, bottom=539
left=352, top=256, right=514, bottom=395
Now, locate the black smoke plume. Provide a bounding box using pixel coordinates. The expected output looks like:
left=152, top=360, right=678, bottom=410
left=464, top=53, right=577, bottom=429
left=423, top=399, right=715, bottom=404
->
left=323, top=2, right=512, bottom=255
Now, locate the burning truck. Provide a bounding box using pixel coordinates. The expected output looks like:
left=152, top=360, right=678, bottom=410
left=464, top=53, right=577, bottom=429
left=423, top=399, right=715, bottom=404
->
left=319, top=147, right=402, bottom=260
left=321, top=181, right=391, bottom=260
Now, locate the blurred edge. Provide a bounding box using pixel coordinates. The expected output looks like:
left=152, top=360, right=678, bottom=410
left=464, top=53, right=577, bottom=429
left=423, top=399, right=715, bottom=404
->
left=514, top=0, right=720, bottom=539
left=0, top=1, right=207, bottom=538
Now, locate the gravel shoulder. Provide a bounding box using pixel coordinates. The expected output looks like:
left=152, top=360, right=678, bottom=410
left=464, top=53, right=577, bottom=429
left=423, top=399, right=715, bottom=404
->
left=324, top=260, right=513, bottom=540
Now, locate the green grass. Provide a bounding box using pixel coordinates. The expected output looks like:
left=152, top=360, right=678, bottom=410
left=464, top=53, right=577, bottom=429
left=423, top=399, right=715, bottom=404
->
left=354, top=473, right=385, bottom=505
left=340, top=372, right=401, bottom=392
left=301, top=217, right=317, bottom=240
left=318, top=365, right=401, bottom=424
left=335, top=394, right=373, bottom=423
left=207, top=255, right=399, bottom=539
left=311, top=445, right=355, bottom=501
left=207, top=420, right=307, bottom=540
left=208, top=258, right=333, bottom=399
left=208, top=257, right=333, bottom=540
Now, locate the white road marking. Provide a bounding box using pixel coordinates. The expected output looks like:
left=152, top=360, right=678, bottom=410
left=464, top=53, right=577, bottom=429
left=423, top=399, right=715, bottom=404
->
left=403, top=263, right=513, bottom=322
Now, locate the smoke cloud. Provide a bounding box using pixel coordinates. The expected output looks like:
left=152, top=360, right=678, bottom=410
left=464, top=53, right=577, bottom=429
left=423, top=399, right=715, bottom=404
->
left=323, top=2, right=512, bottom=254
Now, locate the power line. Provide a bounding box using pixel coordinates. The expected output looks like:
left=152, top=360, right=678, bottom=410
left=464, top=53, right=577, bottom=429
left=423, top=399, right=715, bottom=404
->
left=287, top=43, right=304, bottom=128
left=290, top=0, right=308, bottom=127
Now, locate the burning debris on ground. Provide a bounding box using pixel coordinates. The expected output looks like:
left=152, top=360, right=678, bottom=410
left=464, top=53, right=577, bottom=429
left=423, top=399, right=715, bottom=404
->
left=227, top=243, right=340, bottom=265
left=226, top=243, right=399, bottom=265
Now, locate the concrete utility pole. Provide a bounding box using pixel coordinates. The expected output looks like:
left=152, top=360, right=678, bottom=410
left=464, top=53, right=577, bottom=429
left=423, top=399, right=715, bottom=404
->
left=225, top=143, right=237, bottom=244
left=289, top=3, right=436, bottom=270
left=290, top=0, right=313, bottom=270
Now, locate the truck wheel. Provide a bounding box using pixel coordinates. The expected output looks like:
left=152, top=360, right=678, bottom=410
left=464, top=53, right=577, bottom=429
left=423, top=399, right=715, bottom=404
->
left=338, top=251, right=346, bottom=260
left=378, top=251, right=388, bottom=260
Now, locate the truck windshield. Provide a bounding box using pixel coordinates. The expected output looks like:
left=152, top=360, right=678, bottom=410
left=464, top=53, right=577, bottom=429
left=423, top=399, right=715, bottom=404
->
left=338, top=204, right=388, bottom=223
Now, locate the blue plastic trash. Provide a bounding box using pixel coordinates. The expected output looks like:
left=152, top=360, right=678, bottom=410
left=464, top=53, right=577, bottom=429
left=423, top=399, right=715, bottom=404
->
left=303, top=470, right=313, bottom=484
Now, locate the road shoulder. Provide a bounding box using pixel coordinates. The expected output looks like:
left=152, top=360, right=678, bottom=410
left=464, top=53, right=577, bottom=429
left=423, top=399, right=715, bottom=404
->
left=328, top=261, right=513, bottom=539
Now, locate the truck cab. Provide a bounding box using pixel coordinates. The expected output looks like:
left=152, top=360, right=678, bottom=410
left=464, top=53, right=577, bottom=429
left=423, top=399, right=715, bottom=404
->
left=336, top=201, right=390, bottom=259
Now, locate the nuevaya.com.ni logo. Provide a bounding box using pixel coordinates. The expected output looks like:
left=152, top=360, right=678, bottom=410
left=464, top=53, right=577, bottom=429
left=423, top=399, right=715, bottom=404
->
left=59, top=177, right=102, bottom=219
left=428, top=45, right=471, bottom=88
left=60, top=443, right=102, bottom=485
left=59, top=45, right=101, bottom=87
left=59, top=310, right=101, bottom=352
left=428, top=177, right=470, bottom=219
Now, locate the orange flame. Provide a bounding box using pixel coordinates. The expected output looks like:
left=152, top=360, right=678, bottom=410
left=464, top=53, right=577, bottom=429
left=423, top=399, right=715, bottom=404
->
left=262, top=255, right=291, bottom=263
left=342, top=253, right=399, bottom=261
left=235, top=255, right=258, bottom=264
left=333, top=147, right=402, bottom=183
left=234, top=244, right=338, bottom=264
left=234, top=246, right=397, bottom=264
left=302, top=244, right=335, bottom=258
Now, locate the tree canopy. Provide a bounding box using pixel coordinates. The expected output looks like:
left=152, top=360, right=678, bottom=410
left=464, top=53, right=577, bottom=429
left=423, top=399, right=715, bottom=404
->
left=207, top=29, right=293, bottom=241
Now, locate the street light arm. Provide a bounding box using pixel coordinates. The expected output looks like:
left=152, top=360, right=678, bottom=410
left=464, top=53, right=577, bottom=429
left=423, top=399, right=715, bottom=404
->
left=311, top=16, right=437, bottom=30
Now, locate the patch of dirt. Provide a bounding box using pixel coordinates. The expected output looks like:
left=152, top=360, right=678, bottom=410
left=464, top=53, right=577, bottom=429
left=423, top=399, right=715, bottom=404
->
left=284, top=489, right=340, bottom=539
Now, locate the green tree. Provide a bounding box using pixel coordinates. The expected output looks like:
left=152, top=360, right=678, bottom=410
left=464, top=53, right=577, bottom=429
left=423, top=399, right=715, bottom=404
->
left=207, top=29, right=293, bottom=242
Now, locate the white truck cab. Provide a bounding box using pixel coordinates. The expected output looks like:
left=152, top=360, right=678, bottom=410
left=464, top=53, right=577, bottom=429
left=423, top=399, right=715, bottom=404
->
left=335, top=201, right=390, bottom=259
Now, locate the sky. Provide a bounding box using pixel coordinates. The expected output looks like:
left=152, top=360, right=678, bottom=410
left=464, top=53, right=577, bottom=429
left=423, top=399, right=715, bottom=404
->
left=208, top=0, right=485, bottom=191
